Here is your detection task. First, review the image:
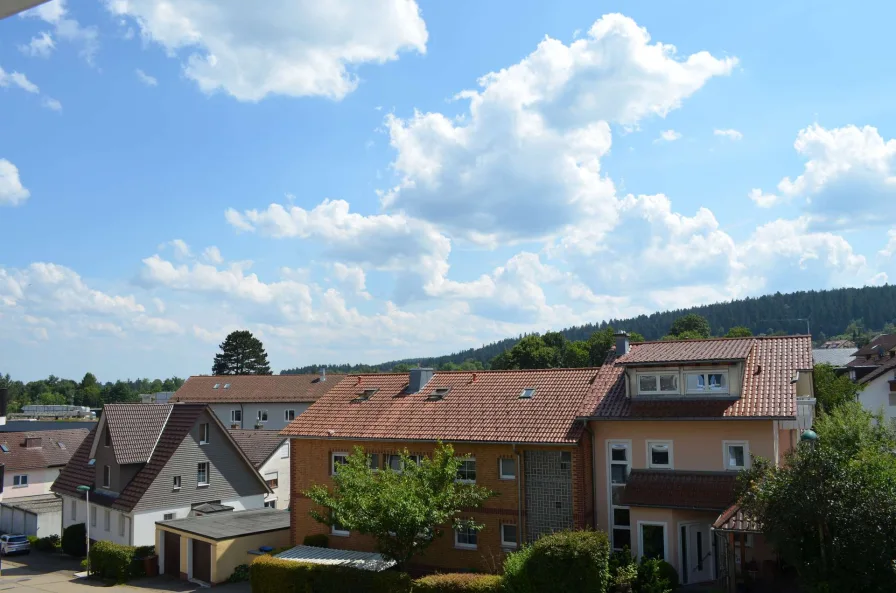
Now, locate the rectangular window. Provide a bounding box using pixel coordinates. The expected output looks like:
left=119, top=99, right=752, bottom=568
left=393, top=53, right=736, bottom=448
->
left=71, top=499, right=77, bottom=522
left=90, top=506, right=97, bottom=527
left=637, top=373, right=679, bottom=395
left=119, top=514, right=126, bottom=537
left=281, top=443, right=290, bottom=458
left=12, top=474, right=28, bottom=487
left=454, top=525, right=478, bottom=550
left=685, top=371, right=729, bottom=394
left=332, top=452, right=349, bottom=475
left=456, top=458, right=476, bottom=483
left=387, top=454, right=420, bottom=472
left=331, top=516, right=349, bottom=537
left=197, top=462, right=209, bottom=486
left=284, top=409, right=296, bottom=422
left=499, top=457, right=516, bottom=480
left=560, top=451, right=572, bottom=470
left=104, top=429, right=111, bottom=447
left=104, top=509, right=110, bottom=531
left=639, top=523, right=667, bottom=561
left=647, top=441, right=673, bottom=469
left=173, top=475, right=182, bottom=490
left=199, top=423, right=210, bottom=445
left=103, top=465, right=111, bottom=488
left=163, top=513, right=175, bottom=521
left=257, top=410, right=268, bottom=423
left=723, top=441, right=749, bottom=470
left=265, top=471, right=279, bottom=489
left=501, top=524, right=518, bottom=549
left=369, top=453, right=379, bottom=470
left=608, top=441, right=631, bottom=552
left=264, top=500, right=276, bottom=509
left=230, top=409, right=242, bottom=423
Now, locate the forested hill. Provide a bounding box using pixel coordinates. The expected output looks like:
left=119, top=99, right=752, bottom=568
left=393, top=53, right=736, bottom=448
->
left=281, top=284, right=896, bottom=374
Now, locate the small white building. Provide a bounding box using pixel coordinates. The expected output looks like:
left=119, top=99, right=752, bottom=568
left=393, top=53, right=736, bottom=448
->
left=856, top=356, right=896, bottom=425
left=228, top=430, right=291, bottom=510
left=0, top=429, right=89, bottom=502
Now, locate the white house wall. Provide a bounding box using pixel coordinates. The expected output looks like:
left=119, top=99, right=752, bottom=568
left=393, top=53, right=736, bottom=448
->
left=209, top=403, right=311, bottom=432
left=260, top=443, right=291, bottom=509
left=1, top=468, right=60, bottom=501
left=859, top=373, right=896, bottom=424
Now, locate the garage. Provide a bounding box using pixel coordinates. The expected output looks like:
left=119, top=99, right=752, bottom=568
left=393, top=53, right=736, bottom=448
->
left=192, top=540, right=212, bottom=583
left=0, top=495, right=62, bottom=538
left=155, top=508, right=290, bottom=585
left=163, top=531, right=180, bottom=578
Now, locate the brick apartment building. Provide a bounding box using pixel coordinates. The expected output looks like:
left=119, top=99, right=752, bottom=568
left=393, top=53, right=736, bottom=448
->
left=281, top=367, right=596, bottom=572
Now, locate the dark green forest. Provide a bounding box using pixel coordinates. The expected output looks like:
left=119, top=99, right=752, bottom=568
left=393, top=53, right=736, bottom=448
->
left=0, top=372, right=184, bottom=413
left=282, top=284, right=896, bottom=374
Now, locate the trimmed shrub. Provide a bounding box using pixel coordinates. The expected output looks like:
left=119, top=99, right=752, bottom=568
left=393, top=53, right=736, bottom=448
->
left=303, top=533, right=330, bottom=548
left=89, top=540, right=138, bottom=583
left=250, top=555, right=412, bottom=593
left=61, top=522, right=87, bottom=557
left=228, top=563, right=251, bottom=583
left=413, top=573, right=504, bottom=592
left=32, top=534, right=61, bottom=552
left=635, top=558, right=673, bottom=593
left=503, top=530, right=610, bottom=593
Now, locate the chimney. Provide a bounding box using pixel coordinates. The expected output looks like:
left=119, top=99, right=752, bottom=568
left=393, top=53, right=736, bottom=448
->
left=0, top=387, right=7, bottom=427
left=320, top=367, right=326, bottom=382
left=408, top=368, right=434, bottom=393
left=614, top=331, right=630, bottom=356
left=25, top=436, right=42, bottom=449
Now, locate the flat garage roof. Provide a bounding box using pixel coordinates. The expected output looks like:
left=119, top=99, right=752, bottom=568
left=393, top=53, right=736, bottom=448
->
left=0, top=494, right=62, bottom=515
left=157, top=508, right=289, bottom=541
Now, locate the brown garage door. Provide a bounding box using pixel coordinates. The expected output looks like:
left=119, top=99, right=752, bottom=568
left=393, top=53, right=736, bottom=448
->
left=192, top=539, right=212, bottom=583
left=163, top=531, right=180, bottom=577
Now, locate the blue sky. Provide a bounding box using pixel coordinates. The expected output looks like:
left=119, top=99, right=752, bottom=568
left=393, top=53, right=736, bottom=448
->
left=1, top=0, right=894, bottom=381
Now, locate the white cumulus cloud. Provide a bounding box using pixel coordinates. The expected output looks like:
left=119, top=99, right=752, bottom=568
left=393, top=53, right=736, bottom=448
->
left=136, top=69, right=158, bottom=86
left=656, top=129, right=682, bottom=142
left=19, top=31, right=56, bottom=58
left=21, top=0, right=99, bottom=64
left=0, top=159, right=31, bottom=206
left=105, top=0, right=428, bottom=101
left=714, top=128, right=743, bottom=140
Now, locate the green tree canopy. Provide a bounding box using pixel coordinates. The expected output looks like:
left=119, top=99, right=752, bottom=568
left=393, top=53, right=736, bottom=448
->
left=304, top=444, right=493, bottom=567
left=738, top=402, right=896, bottom=592
left=212, top=330, right=272, bottom=375
left=725, top=326, right=753, bottom=338
left=666, top=314, right=711, bottom=339
left=813, top=363, right=862, bottom=414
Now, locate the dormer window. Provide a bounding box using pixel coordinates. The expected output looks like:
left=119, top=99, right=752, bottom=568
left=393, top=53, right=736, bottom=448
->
left=429, top=387, right=451, bottom=400
left=685, top=371, right=728, bottom=394
left=636, top=373, right=679, bottom=395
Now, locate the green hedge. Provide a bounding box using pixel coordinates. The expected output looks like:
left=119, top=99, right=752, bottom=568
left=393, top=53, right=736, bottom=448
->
left=250, top=555, right=412, bottom=593
left=61, top=523, right=87, bottom=557
left=89, top=540, right=138, bottom=583
left=31, top=534, right=60, bottom=552
left=412, top=573, right=504, bottom=592
left=503, top=529, right=610, bottom=593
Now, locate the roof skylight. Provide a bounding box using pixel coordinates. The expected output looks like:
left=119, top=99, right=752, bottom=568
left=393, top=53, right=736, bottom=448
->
left=224, top=383, right=231, bottom=389
left=213, top=383, right=220, bottom=389
left=88, top=458, right=96, bottom=466
left=519, top=388, right=536, bottom=399
left=57, top=441, right=67, bottom=450
left=356, top=388, right=379, bottom=401
left=428, top=387, right=451, bottom=400
left=0, top=444, right=8, bottom=453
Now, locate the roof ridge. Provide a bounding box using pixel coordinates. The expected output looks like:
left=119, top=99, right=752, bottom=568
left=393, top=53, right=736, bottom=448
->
left=631, top=334, right=809, bottom=346
left=344, top=367, right=604, bottom=377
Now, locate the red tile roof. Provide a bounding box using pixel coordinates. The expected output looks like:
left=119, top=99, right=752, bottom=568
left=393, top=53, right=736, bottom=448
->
left=578, top=335, right=812, bottom=419
left=173, top=374, right=344, bottom=403
left=280, top=368, right=599, bottom=444
left=0, top=429, right=89, bottom=471
left=620, top=470, right=737, bottom=511
left=103, top=404, right=173, bottom=465
left=616, top=337, right=754, bottom=366
left=713, top=504, right=761, bottom=532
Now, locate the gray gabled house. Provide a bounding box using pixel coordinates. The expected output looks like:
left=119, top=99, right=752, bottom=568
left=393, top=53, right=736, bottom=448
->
left=52, top=403, right=270, bottom=547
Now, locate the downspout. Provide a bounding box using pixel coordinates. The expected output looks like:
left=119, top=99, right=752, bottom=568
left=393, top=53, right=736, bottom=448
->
left=513, top=443, right=523, bottom=546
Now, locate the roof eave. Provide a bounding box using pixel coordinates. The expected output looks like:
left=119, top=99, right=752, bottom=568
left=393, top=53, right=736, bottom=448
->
left=280, top=435, right=581, bottom=446
left=617, top=358, right=747, bottom=367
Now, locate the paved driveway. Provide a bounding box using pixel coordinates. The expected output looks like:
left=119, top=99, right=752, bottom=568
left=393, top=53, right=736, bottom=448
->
left=0, top=552, right=251, bottom=593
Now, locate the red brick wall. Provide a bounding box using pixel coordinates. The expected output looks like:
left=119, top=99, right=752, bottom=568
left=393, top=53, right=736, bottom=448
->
left=290, top=438, right=586, bottom=573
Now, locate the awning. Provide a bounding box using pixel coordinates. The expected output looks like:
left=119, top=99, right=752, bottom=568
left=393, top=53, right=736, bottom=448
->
left=620, top=470, right=737, bottom=511
left=275, top=545, right=396, bottom=572
left=712, top=504, right=761, bottom=533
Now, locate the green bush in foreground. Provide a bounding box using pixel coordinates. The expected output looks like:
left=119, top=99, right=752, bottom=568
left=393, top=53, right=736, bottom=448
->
left=61, top=522, right=86, bottom=557
left=503, top=529, right=610, bottom=593
left=413, top=573, right=504, bottom=592
left=250, top=555, right=412, bottom=593
left=89, top=540, right=138, bottom=583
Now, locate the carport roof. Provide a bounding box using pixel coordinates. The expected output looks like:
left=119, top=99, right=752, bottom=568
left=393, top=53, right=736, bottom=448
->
left=156, top=508, right=289, bottom=541
left=0, top=494, right=62, bottom=514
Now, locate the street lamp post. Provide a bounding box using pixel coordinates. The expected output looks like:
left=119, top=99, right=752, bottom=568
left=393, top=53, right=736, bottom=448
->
left=76, top=485, right=91, bottom=576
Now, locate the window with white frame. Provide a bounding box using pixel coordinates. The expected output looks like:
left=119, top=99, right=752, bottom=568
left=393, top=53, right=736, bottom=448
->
left=104, top=509, right=110, bottom=531
left=647, top=441, right=673, bottom=469
left=500, top=524, right=518, bottom=549
left=173, top=475, right=181, bottom=490
left=90, top=506, right=97, bottom=527
left=199, top=423, right=210, bottom=444
left=284, top=409, right=296, bottom=422
left=12, top=474, right=27, bottom=487
left=103, top=465, right=111, bottom=488
left=636, top=372, right=679, bottom=395
left=230, top=409, right=242, bottom=423
left=499, top=457, right=516, bottom=480
left=71, top=499, right=77, bottom=522
left=257, top=410, right=268, bottom=423
left=264, top=500, right=276, bottom=509
left=456, top=458, right=476, bottom=483
left=685, top=371, right=729, bottom=394
left=454, top=525, right=478, bottom=550
left=608, top=441, right=631, bottom=551
left=723, top=441, right=749, bottom=470
left=280, top=443, right=289, bottom=458
left=387, top=454, right=421, bottom=472
left=265, top=471, right=279, bottom=489
left=119, top=514, right=126, bottom=537
left=163, top=513, right=175, bottom=521
left=639, top=522, right=667, bottom=561
left=331, top=515, right=349, bottom=536
left=197, top=462, right=210, bottom=486
left=331, top=452, right=349, bottom=475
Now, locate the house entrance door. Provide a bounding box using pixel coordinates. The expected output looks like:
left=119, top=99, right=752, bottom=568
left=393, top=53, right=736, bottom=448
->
left=681, top=523, right=714, bottom=584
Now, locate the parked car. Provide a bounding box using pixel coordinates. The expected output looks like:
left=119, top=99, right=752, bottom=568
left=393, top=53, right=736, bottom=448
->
left=0, top=535, right=31, bottom=555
